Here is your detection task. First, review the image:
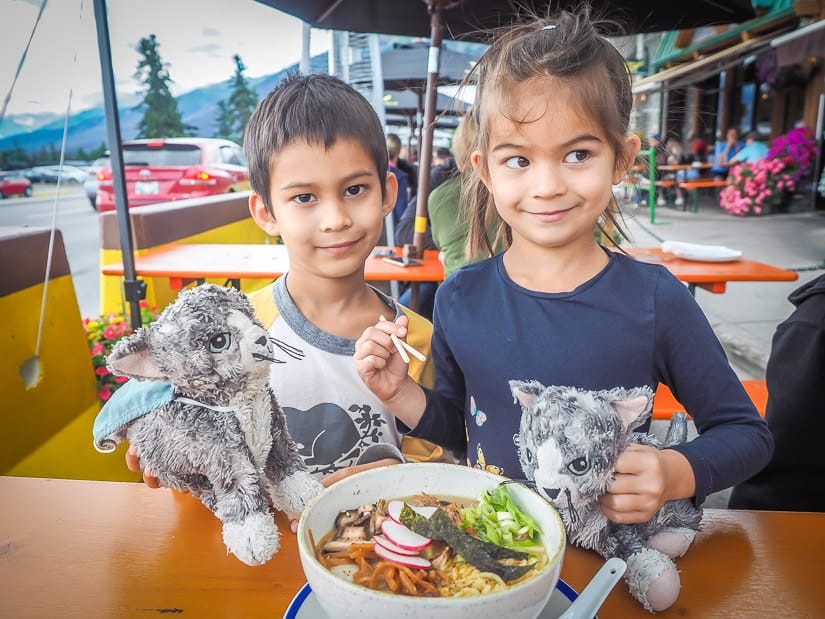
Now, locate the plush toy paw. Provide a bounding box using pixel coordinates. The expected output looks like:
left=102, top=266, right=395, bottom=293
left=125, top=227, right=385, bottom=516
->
left=647, top=527, right=697, bottom=558
left=222, top=512, right=280, bottom=566
left=270, top=470, right=324, bottom=520
left=626, top=548, right=680, bottom=612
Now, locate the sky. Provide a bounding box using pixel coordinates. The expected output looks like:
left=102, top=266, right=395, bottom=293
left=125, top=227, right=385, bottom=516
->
left=1, top=0, right=331, bottom=119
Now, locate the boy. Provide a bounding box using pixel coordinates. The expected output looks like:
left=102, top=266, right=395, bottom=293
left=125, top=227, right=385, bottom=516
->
left=124, top=74, right=450, bottom=492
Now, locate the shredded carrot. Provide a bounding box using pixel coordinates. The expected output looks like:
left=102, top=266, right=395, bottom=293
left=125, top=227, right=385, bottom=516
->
left=369, top=561, right=392, bottom=589
left=397, top=567, right=417, bottom=594
left=385, top=565, right=400, bottom=592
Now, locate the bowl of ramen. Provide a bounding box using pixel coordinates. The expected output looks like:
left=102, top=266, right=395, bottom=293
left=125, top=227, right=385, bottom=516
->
left=296, top=462, right=567, bottom=619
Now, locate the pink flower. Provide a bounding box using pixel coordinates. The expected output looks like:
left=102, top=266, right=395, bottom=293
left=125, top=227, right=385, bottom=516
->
left=114, top=375, right=129, bottom=384
left=99, top=386, right=112, bottom=401
left=95, top=366, right=110, bottom=376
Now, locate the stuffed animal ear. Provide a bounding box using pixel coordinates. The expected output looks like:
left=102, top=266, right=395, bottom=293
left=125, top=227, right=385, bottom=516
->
left=509, top=380, right=546, bottom=410
left=610, top=393, right=652, bottom=431
left=106, top=328, right=165, bottom=380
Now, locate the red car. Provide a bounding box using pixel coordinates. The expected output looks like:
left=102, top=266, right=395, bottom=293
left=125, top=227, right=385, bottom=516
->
left=95, top=138, right=249, bottom=212
left=0, top=172, right=33, bottom=198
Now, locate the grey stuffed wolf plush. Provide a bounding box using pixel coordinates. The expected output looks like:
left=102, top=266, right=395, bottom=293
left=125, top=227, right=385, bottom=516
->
left=93, top=284, right=323, bottom=566
left=510, top=381, right=702, bottom=612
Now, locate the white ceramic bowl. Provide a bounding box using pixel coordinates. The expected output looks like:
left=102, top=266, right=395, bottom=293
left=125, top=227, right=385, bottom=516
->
left=297, top=463, right=566, bottom=619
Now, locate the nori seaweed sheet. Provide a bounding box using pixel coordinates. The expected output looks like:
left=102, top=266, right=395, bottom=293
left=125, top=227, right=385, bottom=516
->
left=400, top=504, right=535, bottom=581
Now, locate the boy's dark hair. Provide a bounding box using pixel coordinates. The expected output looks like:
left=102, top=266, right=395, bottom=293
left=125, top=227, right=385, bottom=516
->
left=244, top=73, right=389, bottom=215
left=436, top=146, right=452, bottom=159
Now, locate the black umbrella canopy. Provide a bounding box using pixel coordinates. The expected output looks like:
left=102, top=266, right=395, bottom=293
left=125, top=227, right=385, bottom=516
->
left=258, top=0, right=755, bottom=38
left=384, top=88, right=468, bottom=115
left=382, top=43, right=479, bottom=90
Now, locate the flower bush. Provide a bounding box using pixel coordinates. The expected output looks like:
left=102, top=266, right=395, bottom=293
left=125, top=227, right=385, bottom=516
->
left=85, top=301, right=160, bottom=404
left=719, top=127, right=816, bottom=216
left=766, top=127, right=817, bottom=182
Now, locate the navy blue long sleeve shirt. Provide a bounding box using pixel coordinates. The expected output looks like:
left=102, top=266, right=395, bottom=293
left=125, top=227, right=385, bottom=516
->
left=400, top=250, right=773, bottom=506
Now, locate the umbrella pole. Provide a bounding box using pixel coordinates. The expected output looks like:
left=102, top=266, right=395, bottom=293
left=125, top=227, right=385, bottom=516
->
left=410, top=1, right=447, bottom=310
left=93, top=0, right=145, bottom=330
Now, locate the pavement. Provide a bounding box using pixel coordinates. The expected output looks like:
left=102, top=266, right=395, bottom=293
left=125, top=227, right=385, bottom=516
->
left=617, top=192, right=825, bottom=507
left=619, top=193, right=825, bottom=379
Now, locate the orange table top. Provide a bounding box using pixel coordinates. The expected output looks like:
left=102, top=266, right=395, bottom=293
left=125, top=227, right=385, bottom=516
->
left=1, top=476, right=823, bottom=618
left=101, top=244, right=797, bottom=296
left=102, top=244, right=445, bottom=288
left=624, top=246, right=798, bottom=294
left=657, top=163, right=713, bottom=172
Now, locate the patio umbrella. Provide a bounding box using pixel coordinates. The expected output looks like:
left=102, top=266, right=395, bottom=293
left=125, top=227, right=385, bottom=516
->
left=259, top=0, right=755, bottom=254
left=385, top=87, right=468, bottom=154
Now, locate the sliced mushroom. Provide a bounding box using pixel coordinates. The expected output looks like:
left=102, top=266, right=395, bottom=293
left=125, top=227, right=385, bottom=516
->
left=334, top=509, right=361, bottom=529
left=339, top=526, right=368, bottom=543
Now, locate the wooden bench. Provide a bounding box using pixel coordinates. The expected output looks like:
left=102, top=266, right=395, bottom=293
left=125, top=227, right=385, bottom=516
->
left=677, top=179, right=730, bottom=212
left=653, top=380, right=767, bottom=420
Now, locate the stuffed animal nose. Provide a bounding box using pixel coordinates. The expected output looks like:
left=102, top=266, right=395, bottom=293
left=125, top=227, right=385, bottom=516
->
left=256, top=335, right=268, bottom=346
left=543, top=487, right=560, bottom=500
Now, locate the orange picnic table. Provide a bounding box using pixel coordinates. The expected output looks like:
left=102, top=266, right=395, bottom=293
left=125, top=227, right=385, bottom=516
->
left=102, top=244, right=797, bottom=300
left=624, top=246, right=798, bottom=295
left=102, top=243, right=445, bottom=290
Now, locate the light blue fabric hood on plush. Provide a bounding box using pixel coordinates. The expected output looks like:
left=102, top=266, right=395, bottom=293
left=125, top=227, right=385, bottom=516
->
left=92, top=380, right=173, bottom=452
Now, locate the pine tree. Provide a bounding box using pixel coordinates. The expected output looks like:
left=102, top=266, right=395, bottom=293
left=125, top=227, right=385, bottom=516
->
left=214, top=99, right=234, bottom=141
left=134, top=34, right=194, bottom=138
left=213, top=54, right=258, bottom=144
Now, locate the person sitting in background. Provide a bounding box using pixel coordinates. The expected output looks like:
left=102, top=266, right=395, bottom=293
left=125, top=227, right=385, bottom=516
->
left=432, top=147, right=452, bottom=168
left=688, top=132, right=708, bottom=162
left=666, top=137, right=699, bottom=209
left=728, top=131, right=769, bottom=165
left=394, top=142, right=458, bottom=319
left=711, top=128, right=744, bottom=178
left=729, top=274, right=825, bottom=512
left=386, top=133, right=409, bottom=230
left=387, top=134, right=418, bottom=199
left=647, top=133, right=670, bottom=207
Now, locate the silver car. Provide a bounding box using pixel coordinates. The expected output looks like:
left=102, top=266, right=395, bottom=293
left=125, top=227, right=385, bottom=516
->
left=83, top=154, right=110, bottom=209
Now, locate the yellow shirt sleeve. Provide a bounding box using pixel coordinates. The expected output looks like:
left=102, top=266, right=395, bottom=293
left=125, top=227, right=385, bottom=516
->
left=399, top=304, right=456, bottom=464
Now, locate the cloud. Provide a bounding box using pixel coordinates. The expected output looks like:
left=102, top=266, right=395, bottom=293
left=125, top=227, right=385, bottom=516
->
left=201, top=27, right=221, bottom=37
left=186, top=42, right=226, bottom=59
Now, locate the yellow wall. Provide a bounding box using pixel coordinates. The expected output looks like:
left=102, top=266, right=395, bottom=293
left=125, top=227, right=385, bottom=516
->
left=1, top=274, right=140, bottom=481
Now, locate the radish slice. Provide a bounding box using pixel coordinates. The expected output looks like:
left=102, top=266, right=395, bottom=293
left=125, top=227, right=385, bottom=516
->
left=373, top=543, right=432, bottom=569
left=373, top=534, right=420, bottom=556
left=381, top=519, right=432, bottom=550
left=386, top=500, right=438, bottom=524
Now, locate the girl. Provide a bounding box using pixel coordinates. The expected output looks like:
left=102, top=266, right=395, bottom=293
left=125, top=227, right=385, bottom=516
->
left=354, top=10, right=772, bottom=526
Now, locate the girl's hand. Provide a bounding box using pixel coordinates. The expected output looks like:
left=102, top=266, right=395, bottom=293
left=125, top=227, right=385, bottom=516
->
left=353, top=315, right=412, bottom=402
left=600, top=443, right=668, bottom=524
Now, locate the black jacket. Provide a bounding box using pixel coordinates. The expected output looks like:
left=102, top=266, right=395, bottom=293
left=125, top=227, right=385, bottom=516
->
left=729, top=274, right=825, bottom=511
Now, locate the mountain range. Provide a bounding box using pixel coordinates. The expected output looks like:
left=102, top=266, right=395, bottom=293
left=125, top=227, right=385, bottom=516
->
left=0, top=38, right=487, bottom=156
left=0, top=53, right=329, bottom=155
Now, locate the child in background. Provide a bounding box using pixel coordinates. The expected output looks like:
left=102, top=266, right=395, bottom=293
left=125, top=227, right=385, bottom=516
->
left=125, top=74, right=450, bottom=496
left=355, top=9, right=772, bottom=526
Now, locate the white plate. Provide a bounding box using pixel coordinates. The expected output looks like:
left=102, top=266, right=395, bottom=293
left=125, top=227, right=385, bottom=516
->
left=284, top=579, right=592, bottom=619
left=661, top=241, right=743, bottom=262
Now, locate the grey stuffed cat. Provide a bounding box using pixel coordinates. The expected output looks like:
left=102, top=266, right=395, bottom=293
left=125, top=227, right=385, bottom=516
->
left=510, top=381, right=702, bottom=612
left=94, top=284, right=323, bottom=566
